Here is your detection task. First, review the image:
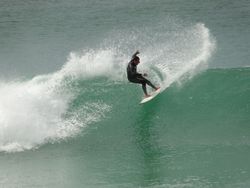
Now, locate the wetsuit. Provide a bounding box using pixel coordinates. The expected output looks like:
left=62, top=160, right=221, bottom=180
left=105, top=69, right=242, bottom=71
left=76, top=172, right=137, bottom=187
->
left=127, top=58, right=157, bottom=95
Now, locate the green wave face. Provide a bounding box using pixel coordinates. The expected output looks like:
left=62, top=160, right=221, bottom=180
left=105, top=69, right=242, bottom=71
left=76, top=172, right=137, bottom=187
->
left=72, top=67, right=250, bottom=146
left=58, top=67, right=250, bottom=187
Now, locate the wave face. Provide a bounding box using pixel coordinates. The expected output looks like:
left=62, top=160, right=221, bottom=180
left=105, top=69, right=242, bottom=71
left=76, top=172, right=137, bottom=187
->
left=165, top=67, right=250, bottom=133
left=0, top=22, right=215, bottom=152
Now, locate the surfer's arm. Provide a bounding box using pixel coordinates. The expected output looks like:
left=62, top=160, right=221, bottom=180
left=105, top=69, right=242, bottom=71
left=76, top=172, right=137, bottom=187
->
left=131, top=69, right=142, bottom=77
left=131, top=50, right=140, bottom=59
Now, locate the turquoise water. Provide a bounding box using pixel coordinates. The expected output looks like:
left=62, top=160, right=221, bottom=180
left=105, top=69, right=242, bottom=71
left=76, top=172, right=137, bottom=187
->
left=0, top=1, right=250, bottom=187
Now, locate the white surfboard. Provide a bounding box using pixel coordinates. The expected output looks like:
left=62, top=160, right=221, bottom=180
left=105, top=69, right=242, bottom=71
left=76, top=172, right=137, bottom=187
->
left=140, top=88, right=161, bottom=104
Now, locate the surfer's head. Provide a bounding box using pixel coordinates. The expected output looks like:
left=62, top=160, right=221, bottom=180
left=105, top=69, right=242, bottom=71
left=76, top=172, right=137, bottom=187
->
left=133, top=56, right=140, bottom=65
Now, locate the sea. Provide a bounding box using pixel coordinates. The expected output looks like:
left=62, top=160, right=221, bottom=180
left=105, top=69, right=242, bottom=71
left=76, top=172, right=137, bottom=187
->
left=0, top=0, right=250, bottom=187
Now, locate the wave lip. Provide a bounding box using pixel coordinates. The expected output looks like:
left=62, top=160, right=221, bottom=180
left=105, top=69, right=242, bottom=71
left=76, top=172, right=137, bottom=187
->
left=154, top=23, right=216, bottom=90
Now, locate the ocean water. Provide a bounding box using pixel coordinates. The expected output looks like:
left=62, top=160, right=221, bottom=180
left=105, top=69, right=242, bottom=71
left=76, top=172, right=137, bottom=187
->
left=0, top=0, right=250, bottom=187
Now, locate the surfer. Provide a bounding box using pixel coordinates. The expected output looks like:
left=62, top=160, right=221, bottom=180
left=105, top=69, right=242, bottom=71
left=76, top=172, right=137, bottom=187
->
left=127, top=51, right=160, bottom=97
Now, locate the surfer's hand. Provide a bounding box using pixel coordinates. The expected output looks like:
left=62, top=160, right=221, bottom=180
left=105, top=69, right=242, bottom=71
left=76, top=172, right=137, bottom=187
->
left=143, top=73, right=148, bottom=77
left=132, top=51, right=140, bottom=59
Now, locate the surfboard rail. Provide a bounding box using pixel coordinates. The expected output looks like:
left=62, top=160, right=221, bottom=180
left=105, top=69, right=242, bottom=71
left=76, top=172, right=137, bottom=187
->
left=140, top=88, right=161, bottom=104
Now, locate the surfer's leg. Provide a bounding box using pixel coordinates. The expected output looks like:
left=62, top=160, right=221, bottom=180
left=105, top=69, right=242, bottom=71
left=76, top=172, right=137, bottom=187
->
left=145, top=79, right=157, bottom=90
left=129, top=76, right=150, bottom=97
left=141, top=82, right=149, bottom=96
left=137, top=75, right=158, bottom=90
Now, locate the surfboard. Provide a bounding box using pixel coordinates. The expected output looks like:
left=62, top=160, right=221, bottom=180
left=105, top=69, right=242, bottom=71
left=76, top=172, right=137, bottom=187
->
left=140, top=88, right=161, bottom=104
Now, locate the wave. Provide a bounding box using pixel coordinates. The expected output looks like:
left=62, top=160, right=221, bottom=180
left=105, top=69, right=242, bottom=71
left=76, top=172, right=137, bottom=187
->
left=0, top=21, right=215, bottom=152
left=0, top=52, right=113, bottom=152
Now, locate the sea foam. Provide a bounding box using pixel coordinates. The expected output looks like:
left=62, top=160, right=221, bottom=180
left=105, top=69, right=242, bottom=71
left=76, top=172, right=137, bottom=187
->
left=0, top=51, right=113, bottom=152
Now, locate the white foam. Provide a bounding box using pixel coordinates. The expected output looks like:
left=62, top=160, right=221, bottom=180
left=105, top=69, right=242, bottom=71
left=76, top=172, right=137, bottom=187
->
left=142, top=23, right=216, bottom=90
left=0, top=51, right=113, bottom=153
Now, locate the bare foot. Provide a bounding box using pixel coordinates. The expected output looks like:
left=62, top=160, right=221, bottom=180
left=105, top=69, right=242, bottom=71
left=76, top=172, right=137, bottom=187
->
left=145, top=94, right=151, bottom=98
left=155, top=87, right=160, bottom=91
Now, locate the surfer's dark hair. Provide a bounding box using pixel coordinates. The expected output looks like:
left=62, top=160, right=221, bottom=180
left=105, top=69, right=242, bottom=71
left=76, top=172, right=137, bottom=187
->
left=133, top=56, right=140, bottom=61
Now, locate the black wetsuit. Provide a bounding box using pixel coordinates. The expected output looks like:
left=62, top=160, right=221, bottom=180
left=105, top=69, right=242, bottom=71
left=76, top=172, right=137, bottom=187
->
left=127, top=59, right=157, bottom=95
